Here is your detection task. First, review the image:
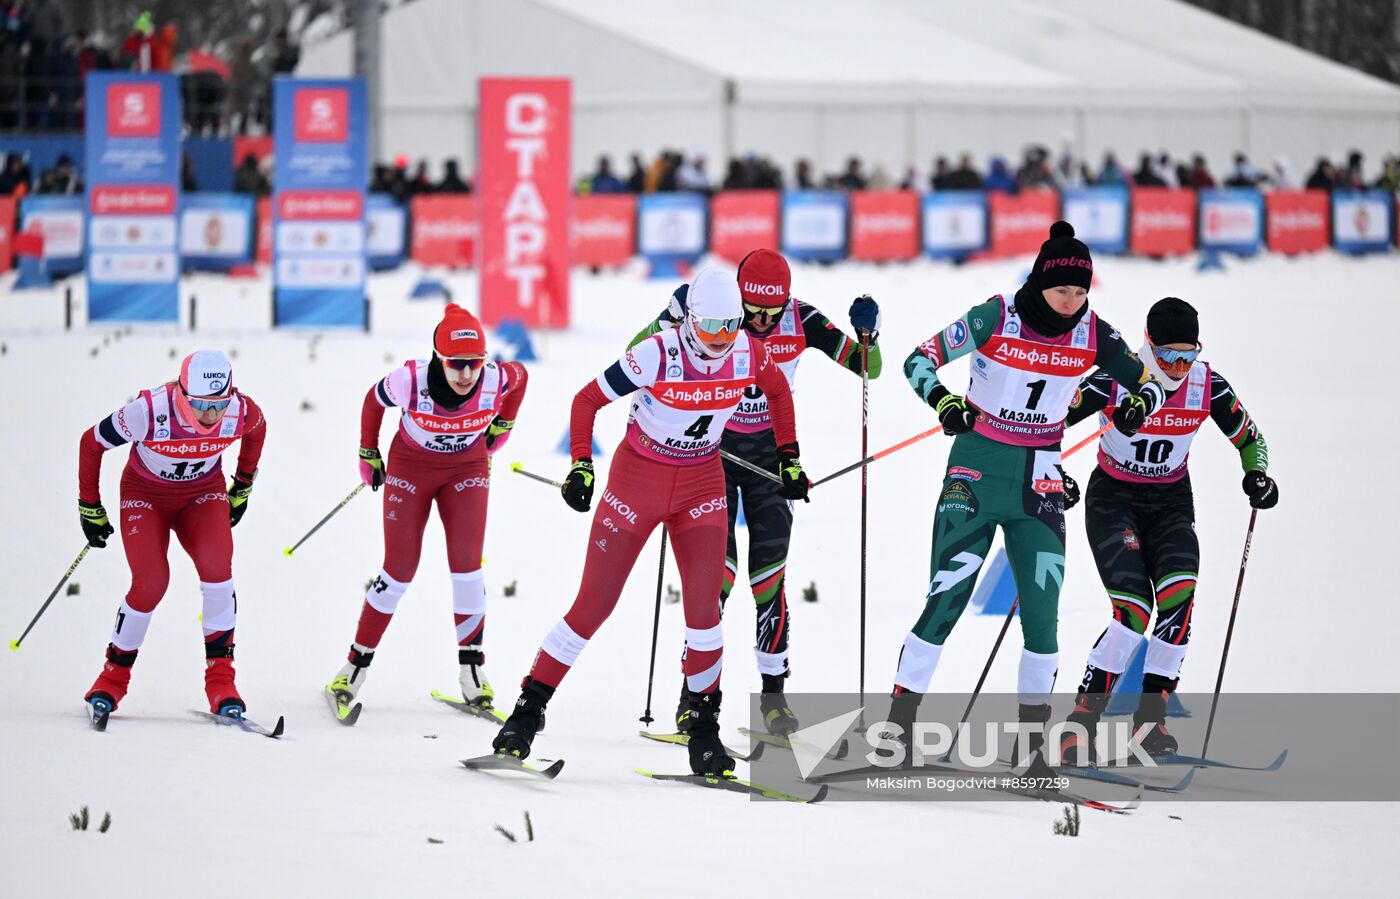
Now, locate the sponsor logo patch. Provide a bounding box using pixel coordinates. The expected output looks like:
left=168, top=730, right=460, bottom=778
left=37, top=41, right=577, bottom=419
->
left=947, top=466, right=982, bottom=481
left=945, top=320, right=968, bottom=349
left=1122, top=529, right=1140, bottom=551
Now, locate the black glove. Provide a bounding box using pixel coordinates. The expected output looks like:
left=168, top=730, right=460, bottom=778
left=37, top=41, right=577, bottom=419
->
left=1114, top=394, right=1149, bottom=436
left=849, top=295, right=881, bottom=336
left=933, top=392, right=977, bottom=435
left=1062, top=472, right=1081, bottom=510
left=79, top=501, right=114, bottom=549
left=561, top=459, right=595, bottom=513
left=228, top=472, right=255, bottom=527
left=359, top=447, right=385, bottom=490
left=776, top=443, right=810, bottom=503
left=1241, top=471, right=1278, bottom=509
left=665, top=283, right=690, bottom=324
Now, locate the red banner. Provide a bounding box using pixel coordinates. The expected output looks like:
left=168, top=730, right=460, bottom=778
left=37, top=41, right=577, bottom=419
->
left=0, top=196, right=12, bottom=273
left=710, top=191, right=779, bottom=263
left=411, top=194, right=477, bottom=268
left=573, top=194, right=635, bottom=268
left=1130, top=188, right=1196, bottom=256
left=988, top=191, right=1059, bottom=257
left=1265, top=190, right=1328, bottom=255
left=256, top=196, right=272, bottom=265
left=476, top=78, right=571, bottom=328
left=850, top=190, right=919, bottom=261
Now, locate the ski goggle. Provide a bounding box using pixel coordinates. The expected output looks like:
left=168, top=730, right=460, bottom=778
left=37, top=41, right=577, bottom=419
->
left=185, top=395, right=231, bottom=413
left=1151, top=341, right=1201, bottom=375
left=742, top=301, right=785, bottom=317
left=440, top=355, right=487, bottom=372
left=693, top=316, right=742, bottom=342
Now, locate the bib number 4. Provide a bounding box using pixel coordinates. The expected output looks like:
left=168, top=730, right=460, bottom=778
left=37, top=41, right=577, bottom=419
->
left=684, top=415, right=713, bottom=440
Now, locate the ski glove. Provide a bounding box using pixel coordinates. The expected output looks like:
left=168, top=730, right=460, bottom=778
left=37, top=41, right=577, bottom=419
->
left=79, top=501, right=114, bottom=549
left=776, top=443, right=810, bottom=502
left=562, top=459, right=595, bottom=513
left=1113, top=394, right=1149, bottom=436
left=664, top=283, right=690, bottom=325
left=849, top=294, right=881, bottom=336
left=228, top=472, right=255, bottom=528
left=934, top=393, right=977, bottom=435
left=484, top=417, right=515, bottom=454
left=1242, top=471, right=1278, bottom=509
left=1062, top=472, right=1081, bottom=510
left=359, top=447, right=385, bottom=490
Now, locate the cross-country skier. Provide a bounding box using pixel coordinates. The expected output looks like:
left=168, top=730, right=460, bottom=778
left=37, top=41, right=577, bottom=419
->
left=326, top=304, right=528, bottom=720
left=889, top=221, right=1166, bottom=767
left=1054, top=297, right=1277, bottom=762
left=79, top=350, right=267, bottom=718
left=491, top=268, right=811, bottom=775
left=628, top=248, right=881, bottom=737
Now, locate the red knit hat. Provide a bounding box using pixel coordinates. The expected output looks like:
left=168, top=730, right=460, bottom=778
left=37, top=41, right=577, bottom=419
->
left=736, top=248, right=791, bottom=306
left=433, top=304, right=486, bottom=357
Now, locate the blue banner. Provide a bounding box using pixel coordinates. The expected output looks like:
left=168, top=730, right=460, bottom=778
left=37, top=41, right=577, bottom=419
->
left=921, top=191, right=988, bottom=259
left=272, top=77, right=368, bottom=327
left=636, top=192, right=707, bottom=278
left=1061, top=187, right=1129, bottom=254
left=1331, top=190, right=1394, bottom=254
left=84, top=72, right=181, bottom=322
left=19, top=195, right=84, bottom=276
left=366, top=193, right=406, bottom=270
left=180, top=193, right=254, bottom=271
left=781, top=191, right=848, bottom=262
left=1199, top=189, right=1265, bottom=255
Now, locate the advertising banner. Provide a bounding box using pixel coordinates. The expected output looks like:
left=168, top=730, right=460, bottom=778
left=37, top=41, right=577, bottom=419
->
left=1331, top=190, right=1393, bottom=253
left=411, top=194, right=477, bottom=268
left=477, top=77, right=571, bottom=328
left=922, top=191, right=987, bottom=259
left=781, top=191, right=848, bottom=263
left=272, top=77, right=367, bottom=327
left=84, top=72, right=181, bottom=321
left=987, top=191, right=1058, bottom=257
left=1130, top=188, right=1196, bottom=256
left=637, top=192, right=706, bottom=276
left=18, top=195, right=83, bottom=275
left=850, top=190, right=919, bottom=261
left=573, top=193, right=635, bottom=269
left=710, top=190, right=779, bottom=263
left=1199, top=189, right=1264, bottom=255
left=366, top=193, right=406, bottom=270
left=1265, top=190, right=1329, bottom=255
left=1060, top=187, right=1128, bottom=254
left=180, top=193, right=254, bottom=270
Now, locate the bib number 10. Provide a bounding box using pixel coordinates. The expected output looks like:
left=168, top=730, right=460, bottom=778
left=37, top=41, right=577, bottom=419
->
left=1130, top=438, right=1173, bottom=464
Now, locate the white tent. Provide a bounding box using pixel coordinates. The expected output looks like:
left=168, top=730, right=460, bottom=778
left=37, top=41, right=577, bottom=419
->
left=298, top=0, right=1400, bottom=182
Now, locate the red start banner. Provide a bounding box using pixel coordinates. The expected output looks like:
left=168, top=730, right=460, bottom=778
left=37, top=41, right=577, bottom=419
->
left=411, top=194, right=477, bottom=268
left=1266, top=189, right=1329, bottom=255
left=476, top=77, right=571, bottom=328
left=0, top=196, right=13, bottom=273
left=573, top=194, right=635, bottom=268
left=988, top=191, right=1059, bottom=257
left=1130, top=188, right=1196, bottom=256
left=850, top=190, right=919, bottom=261
left=256, top=196, right=272, bottom=265
left=710, top=190, right=779, bottom=263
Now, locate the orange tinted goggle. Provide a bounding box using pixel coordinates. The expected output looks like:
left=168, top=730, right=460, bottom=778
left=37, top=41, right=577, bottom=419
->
left=695, top=316, right=741, bottom=341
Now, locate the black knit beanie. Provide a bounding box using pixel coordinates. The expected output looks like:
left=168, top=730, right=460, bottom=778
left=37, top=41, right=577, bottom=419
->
left=1147, top=297, right=1199, bottom=345
left=1015, top=220, right=1092, bottom=337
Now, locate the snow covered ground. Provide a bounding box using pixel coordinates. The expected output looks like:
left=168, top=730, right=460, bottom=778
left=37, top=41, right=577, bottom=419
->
left=2, top=252, right=1396, bottom=896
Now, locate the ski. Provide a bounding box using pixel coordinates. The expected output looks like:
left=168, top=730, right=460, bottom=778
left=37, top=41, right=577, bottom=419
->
left=1096, top=749, right=1287, bottom=772
left=86, top=701, right=110, bottom=731
left=988, top=756, right=1195, bottom=794
left=324, top=685, right=362, bottom=726
left=738, top=726, right=849, bottom=761
left=461, top=752, right=564, bottom=780
left=635, top=768, right=827, bottom=804
left=431, top=690, right=507, bottom=724
left=805, top=761, right=1141, bottom=812
left=191, top=710, right=285, bottom=739
left=638, top=730, right=764, bottom=762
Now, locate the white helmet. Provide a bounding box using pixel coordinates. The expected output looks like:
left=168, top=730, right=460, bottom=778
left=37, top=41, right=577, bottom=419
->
left=680, top=267, right=743, bottom=362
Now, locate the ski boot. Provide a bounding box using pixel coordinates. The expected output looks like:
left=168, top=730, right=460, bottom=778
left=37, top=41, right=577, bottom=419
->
left=458, top=648, right=495, bottom=709
left=1057, top=692, right=1109, bottom=767
left=759, top=672, right=799, bottom=737
left=1134, top=675, right=1179, bottom=756
left=492, top=678, right=554, bottom=759
left=883, top=688, right=923, bottom=767
left=675, top=682, right=695, bottom=734
left=204, top=648, right=245, bottom=717
left=85, top=644, right=138, bottom=714
left=685, top=690, right=736, bottom=776
left=327, top=645, right=374, bottom=706
left=1011, top=702, right=1056, bottom=777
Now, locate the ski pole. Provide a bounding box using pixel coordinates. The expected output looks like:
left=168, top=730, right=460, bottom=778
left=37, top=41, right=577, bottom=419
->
left=639, top=528, right=669, bottom=725
left=718, top=449, right=783, bottom=485
left=858, top=329, right=870, bottom=709
left=510, top=461, right=564, bottom=490
left=283, top=483, right=365, bottom=557
left=10, top=545, right=90, bottom=650
left=1063, top=421, right=1113, bottom=457
left=811, top=425, right=943, bottom=488
left=1201, top=509, right=1258, bottom=759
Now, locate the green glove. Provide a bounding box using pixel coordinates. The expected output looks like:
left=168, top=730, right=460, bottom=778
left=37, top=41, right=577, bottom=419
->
left=79, top=501, right=114, bottom=548
left=562, top=459, right=595, bottom=513
left=228, top=472, right=255, bottom=527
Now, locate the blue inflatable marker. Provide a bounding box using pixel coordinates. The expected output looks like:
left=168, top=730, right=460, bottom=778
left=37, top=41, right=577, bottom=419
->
left=1104, top=636, right=1190, bottom=718
left=556, top=427, right=603, bottom=458
left=972, top=548, right=1018, bottom=616
left=410, top=277, right=450, bottom=299
left=1195, top=249, right=1226, bottom=272
left=14, top=254, right=52, bottom=289
left=495, top=318, right=538, bottom=362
